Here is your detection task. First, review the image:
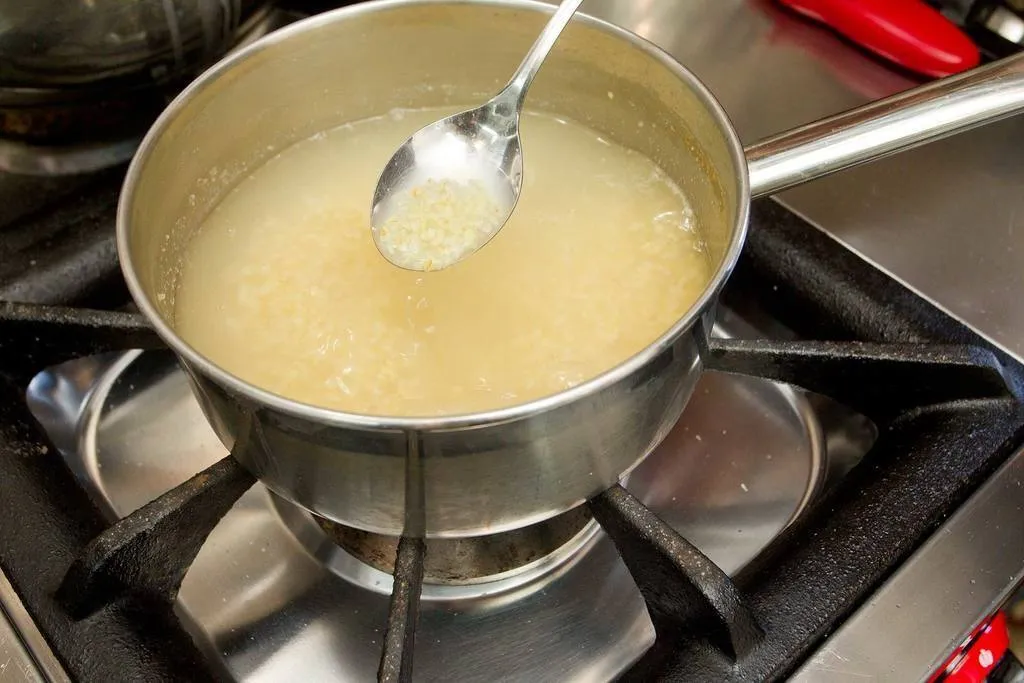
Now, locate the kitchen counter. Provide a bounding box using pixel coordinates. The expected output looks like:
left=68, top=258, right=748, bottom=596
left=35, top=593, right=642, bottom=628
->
left=579, top=0, right=1024, bottom=360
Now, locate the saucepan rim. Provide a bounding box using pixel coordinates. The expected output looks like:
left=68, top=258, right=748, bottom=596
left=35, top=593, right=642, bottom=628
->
left=116, top=0, right=750, bottom=432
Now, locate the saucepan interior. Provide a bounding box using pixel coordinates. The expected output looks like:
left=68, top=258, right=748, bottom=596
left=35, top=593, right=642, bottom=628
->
left=117, top=0, right=748, bottom=535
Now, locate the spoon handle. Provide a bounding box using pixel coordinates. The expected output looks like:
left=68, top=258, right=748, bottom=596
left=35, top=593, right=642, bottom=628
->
left=505, top=0, right=586, bottom=105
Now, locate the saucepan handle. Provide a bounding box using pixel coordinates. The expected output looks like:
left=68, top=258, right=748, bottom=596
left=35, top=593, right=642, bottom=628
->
left=745, top=52, right=1024, bottom=199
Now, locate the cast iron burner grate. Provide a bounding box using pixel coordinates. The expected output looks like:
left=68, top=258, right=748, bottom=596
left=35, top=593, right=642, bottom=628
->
left=2, top=201, right=1024, bottom=682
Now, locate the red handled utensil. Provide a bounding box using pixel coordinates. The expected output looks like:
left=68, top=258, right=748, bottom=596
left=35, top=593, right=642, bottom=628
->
left=776, top=0, right=981, bottom=78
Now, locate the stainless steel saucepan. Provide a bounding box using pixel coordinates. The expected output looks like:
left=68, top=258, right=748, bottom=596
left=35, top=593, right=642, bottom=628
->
left=116, top=0, right=1024, bottom=538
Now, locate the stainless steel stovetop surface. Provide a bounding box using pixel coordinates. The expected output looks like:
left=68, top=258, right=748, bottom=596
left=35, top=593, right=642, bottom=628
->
left=0, top=569, right=68, bottom=683
left=570, top=0, right=1024, bottom=362
left=26, top=314, right=871, bottom=681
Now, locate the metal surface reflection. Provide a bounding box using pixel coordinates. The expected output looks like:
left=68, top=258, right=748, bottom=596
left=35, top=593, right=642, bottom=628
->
left=572, top=0, right=1024, bottom=361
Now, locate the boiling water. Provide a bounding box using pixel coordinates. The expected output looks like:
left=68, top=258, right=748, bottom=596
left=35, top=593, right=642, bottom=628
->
left=174, top=108, right=712, bottom=416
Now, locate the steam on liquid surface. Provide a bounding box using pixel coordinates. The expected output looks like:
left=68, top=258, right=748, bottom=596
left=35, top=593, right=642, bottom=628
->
left=174, top=107, right=712, bottom=417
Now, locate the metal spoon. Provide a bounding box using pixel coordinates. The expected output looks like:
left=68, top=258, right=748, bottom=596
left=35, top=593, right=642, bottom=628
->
left=370, top=0, right=585, bottom=271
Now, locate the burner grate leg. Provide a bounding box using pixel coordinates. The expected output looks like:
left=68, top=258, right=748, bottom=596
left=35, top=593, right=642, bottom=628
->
left=378, top=536, right=426, bottom=683
left=57, top=454, right=255, bottom=618
left=378, top=432, right=427, bottom=683
left=589, top=485, right=763, bottom=663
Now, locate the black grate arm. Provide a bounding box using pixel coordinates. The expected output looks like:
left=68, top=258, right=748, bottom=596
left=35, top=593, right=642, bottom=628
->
left=589, top=484, right=762, bottom=668
left=378, top=536, right=426, bottom=683
left=705, top=338, right=1021, bottom=423
left=0, top=302, right=162, bottom=386
left=378, top=432, right=427, bottom=682
left=57, top=454, right=255, bottom=618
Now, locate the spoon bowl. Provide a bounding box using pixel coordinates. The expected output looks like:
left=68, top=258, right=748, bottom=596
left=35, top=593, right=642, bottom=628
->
left=370, top=90, right=523, bottom=270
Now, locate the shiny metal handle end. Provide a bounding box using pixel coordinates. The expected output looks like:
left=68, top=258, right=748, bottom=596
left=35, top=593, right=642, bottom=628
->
left=745, top=53, right=1024, bottom=199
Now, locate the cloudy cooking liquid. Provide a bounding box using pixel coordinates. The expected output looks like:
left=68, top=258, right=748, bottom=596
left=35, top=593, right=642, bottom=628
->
left=174, top=107, right=712, bottom=416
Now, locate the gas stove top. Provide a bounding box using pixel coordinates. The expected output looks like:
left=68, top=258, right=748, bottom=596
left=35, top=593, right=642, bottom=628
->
left=3, top=197, right=1023, bottom=681
left=2, top=2, right=1024, bottom=683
